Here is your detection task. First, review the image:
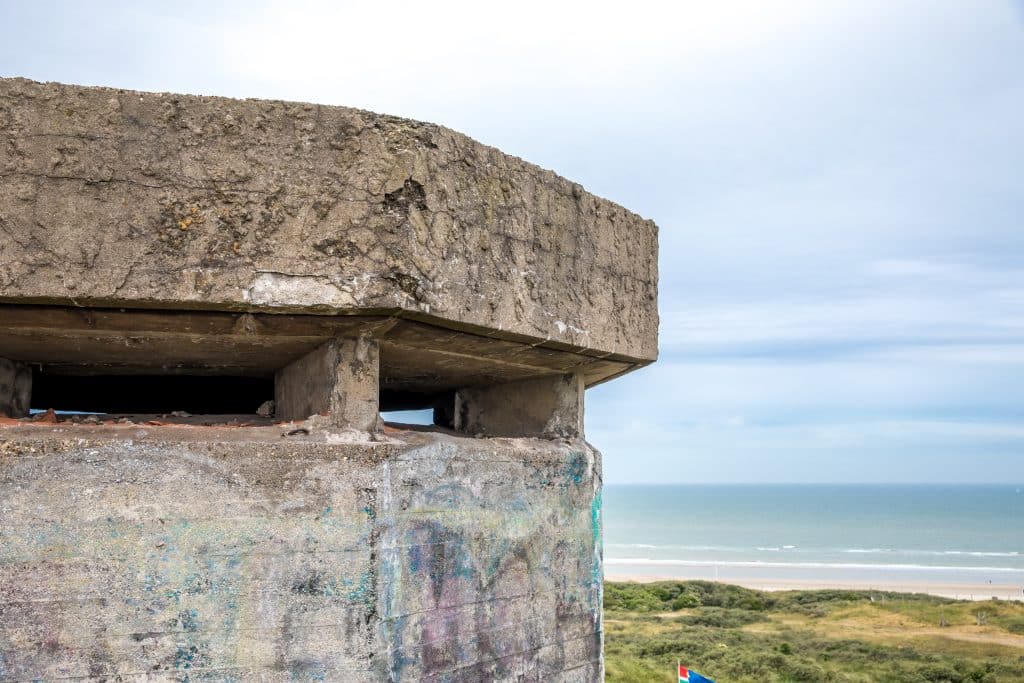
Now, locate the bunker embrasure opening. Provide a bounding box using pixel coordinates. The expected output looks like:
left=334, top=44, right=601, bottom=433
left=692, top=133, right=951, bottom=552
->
left=0, top=304, right=599, bottom=435
left=29, top=373, right=274, bottom=415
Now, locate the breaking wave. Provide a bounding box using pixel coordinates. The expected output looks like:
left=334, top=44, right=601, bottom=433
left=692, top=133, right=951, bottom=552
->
left=603, top=558, right=1022, bottom=573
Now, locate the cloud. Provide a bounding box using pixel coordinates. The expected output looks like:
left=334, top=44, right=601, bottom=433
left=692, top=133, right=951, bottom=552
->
left=214, top=0, right=838, bottom=106
left=1012, top=0, right=1024, bottom=23
left=592, top=413, right=1024, bottom=484
left=662, top=297, right=1024, bottom=359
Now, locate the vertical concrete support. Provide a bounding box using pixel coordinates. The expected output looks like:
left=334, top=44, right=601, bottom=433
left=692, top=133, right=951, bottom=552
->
left=454, top=372, right=584, bottom=438
left=275, top=337, right=380, bottom=430
left=0, top=358, right=31, bottom=418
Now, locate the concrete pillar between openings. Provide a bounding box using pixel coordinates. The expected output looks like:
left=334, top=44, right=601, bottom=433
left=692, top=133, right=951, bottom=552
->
left=274, top=337, right=380, bottom=431
left=0, top=358, right=31, bottom=418
left=454, top=372, right=584, bottom=438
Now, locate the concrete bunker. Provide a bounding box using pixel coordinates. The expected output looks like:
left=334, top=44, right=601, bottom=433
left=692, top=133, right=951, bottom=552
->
left=0, top=78, right=657, bottom=681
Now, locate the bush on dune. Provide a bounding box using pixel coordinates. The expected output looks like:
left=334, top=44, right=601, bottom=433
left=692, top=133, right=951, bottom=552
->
left=673, top=607, right=766, bottom=628
left=603, top=581, right=1024, bottom=683
left=604, top=580, right=768, bottom=613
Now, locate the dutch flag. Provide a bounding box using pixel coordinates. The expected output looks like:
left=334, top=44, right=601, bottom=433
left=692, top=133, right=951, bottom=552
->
left=678, top=662, right=714, bottom=683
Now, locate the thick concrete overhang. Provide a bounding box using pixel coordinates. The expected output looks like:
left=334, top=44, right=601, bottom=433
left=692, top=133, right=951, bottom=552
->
left=0, top=305, right=639, bottom=399
left=0, top=78, right=658, bottom=389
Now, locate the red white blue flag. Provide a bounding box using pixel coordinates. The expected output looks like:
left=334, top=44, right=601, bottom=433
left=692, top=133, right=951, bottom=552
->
left=679, top=663, right=714, bottom=683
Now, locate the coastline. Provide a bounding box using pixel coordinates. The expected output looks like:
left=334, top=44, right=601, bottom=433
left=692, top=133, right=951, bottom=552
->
left=605, top=572, right=1024, bottom=601
left=602, top=485, right=1024, bottom=604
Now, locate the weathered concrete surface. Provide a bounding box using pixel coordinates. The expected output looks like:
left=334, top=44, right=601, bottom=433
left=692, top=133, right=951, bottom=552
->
left=0, top=76, right=656, bottom=680
left=275, top=336, right=380, bottom=428
left=455, top=372, right=584, bottom=438
left=0, top=358, right=31, bottom=418
left=0, top=77, right=658, bottom=363
left=0, top=424, right=602, bottom=681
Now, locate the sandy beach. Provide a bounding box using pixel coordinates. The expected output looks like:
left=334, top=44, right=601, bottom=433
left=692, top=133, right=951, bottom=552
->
left=605, top=572, right=1024, bottom=601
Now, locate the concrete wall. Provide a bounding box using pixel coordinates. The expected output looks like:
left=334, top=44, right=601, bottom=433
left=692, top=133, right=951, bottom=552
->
left=0, top=425, right=602, bottom=681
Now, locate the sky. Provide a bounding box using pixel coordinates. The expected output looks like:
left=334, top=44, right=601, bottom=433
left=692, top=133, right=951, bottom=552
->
left=2, top=0, right=1022, bottom=483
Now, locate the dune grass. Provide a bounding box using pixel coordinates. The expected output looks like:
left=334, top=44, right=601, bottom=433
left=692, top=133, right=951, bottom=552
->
left=604, top=581, right=1024, bottom=683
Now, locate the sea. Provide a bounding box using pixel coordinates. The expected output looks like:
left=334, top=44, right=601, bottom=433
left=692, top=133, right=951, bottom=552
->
left=603, top=484, right=1024, bottom=597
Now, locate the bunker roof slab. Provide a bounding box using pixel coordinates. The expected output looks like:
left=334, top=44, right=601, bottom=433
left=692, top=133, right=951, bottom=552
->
left=0, top=78, right=658, bottom=395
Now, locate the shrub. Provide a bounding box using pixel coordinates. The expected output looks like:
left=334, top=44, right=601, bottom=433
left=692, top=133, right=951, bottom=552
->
left=675, top=608, right=766, bottom=629
left=1004, top=617, right=1024, bottom=634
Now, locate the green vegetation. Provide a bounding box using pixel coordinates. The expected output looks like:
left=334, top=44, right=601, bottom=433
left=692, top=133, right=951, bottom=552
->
left=604, top=581, right=1024, bottom=683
